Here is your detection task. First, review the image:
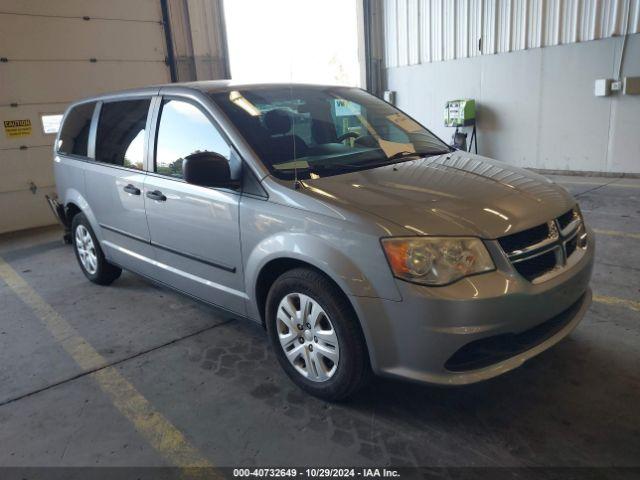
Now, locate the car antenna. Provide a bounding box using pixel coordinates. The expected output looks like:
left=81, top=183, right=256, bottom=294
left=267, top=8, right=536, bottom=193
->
left=289, top=83, right=302, bottom=190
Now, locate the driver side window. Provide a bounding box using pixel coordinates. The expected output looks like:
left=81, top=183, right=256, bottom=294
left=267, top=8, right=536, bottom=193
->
left=155, top=99, right=238, bottom=179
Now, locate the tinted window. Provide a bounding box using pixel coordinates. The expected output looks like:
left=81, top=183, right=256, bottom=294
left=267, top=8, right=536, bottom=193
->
left=155, top=99, right=236, bottom=179
left=57, top=102, right=95, bottom=156
left=95, top=99, right=150, bottom=170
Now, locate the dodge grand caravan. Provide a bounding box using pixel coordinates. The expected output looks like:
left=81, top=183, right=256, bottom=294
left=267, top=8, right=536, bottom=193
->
left=52, top=82, right=594, bottom=400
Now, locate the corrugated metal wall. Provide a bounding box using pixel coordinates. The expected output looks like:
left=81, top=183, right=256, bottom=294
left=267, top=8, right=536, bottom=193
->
left=384, top=0, right=640, bottom=67
left=167, top=0, right=230, bottom=81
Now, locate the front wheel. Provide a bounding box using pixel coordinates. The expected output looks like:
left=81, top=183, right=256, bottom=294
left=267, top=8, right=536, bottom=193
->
left=266, top=268, right=370, bottom=401
left=72, top=213, right=122, bottom=285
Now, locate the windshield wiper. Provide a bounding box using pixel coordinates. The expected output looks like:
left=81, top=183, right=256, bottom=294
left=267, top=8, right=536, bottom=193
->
left=386, top=151, right=422, bottom=161
left=288, top=150, right=452, bottom=175
left=322, top=151, right=426, bottom=170
left=386, top=150, right=452, bottom=161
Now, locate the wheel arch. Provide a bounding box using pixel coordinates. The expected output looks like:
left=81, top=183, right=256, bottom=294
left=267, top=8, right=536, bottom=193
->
left=255, top=257, right=357, bottom=328
left=244, top=232, right=392, bottom=375
left=62, top=188, right=102, bottom=241
left=65, top=202, right=82, bottom=226
left=244, top=232, right=380, bottom=322
left=255, top=257, right=376, bottom=373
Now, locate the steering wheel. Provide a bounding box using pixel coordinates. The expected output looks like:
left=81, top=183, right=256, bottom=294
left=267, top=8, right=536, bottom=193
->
left=336, top=131, right=360, bottom=143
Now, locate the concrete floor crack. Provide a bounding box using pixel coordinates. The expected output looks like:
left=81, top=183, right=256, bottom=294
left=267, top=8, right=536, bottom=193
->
left=0, top=318, right=235, bottom=408
left=574, top=179, right=621, bottom=198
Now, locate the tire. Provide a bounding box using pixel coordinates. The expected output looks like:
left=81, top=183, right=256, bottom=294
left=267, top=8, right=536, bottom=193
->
left=266, top=267, right=370, bottom=401
left=71, top=212, right=122, bottom=285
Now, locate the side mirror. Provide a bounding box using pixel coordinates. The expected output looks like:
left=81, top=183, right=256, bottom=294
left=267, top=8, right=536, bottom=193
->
left=183, top=152, right=237, bottom=189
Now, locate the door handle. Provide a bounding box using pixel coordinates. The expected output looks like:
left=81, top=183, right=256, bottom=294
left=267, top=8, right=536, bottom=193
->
left=123, top=184, right=141, bottom=195
left=146, top=190, right=167, bottom=202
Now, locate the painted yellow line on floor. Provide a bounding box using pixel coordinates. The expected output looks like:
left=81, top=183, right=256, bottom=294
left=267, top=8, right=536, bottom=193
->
left=593, top=294, right=640, bottom=312
left=593, top=229, right=640, bottom=240
left=558, top=180, right=640, bottom=188
left=0, top=257, right=219, bottom=479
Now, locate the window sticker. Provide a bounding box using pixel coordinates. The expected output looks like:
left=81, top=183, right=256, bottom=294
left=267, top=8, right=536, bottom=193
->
left=334, top=99, right=361, bottom=117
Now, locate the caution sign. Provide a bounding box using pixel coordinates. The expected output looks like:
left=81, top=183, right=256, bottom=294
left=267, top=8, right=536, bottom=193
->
left=4, top=119, right=32, bottom=138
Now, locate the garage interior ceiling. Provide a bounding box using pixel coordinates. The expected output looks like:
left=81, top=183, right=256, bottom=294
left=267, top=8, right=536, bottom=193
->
left=384, top=0, right=640, bottom=67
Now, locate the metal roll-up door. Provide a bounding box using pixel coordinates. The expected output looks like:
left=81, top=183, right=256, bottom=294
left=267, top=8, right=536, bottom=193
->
left=0, top=0, right=171, bottom=233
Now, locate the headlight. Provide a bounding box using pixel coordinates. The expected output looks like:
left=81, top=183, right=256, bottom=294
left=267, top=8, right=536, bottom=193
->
left=381, top=237, right=495, bottom=286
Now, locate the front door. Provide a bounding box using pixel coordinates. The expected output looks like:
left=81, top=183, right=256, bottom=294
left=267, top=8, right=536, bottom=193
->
left=144, top=97, right=246, bottom=314
left=84, top=98, right=156, bottom=277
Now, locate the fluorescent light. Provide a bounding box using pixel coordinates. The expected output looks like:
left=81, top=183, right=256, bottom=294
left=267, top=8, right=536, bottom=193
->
left=229, top=91, right=261, bottom=116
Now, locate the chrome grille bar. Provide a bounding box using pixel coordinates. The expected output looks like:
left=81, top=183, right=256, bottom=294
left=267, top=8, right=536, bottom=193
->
left=498, top=208, right=586, bottom=282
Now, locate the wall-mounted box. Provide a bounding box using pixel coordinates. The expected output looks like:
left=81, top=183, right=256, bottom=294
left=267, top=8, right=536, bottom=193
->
left=383, top=90, right=396, bottom=104
left=623, top=77, right=640, bottom=95
left=444, top=99, right=476, bottom=127
left=594, top=79, right=612, bottom=97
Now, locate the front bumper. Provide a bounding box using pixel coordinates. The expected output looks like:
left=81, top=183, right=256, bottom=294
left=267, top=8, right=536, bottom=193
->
left=351, top=228, right=595, bottom=385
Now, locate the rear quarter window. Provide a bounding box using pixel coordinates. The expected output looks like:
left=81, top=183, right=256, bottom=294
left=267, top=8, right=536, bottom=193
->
left=95, top=99, right=150, bottom=171
left=57, top=102, right=96, bottom=157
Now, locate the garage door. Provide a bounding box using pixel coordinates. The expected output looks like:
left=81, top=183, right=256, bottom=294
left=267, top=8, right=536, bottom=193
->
left=0, top=0, right=171, bottom=234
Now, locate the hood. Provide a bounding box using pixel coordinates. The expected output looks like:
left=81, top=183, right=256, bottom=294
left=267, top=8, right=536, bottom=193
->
left=300, top=152, right=575, bottom=238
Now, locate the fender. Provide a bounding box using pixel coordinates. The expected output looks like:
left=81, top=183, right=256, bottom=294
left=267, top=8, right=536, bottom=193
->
left=244, top=231, right=401, bottom=373
left=62, top=188, right=103, bottom=242
left=244, top=231, right=395, bottom=320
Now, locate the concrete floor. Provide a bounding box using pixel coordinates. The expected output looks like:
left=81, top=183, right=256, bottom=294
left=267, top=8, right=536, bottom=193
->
left=0, top=174, right=638, bottom=471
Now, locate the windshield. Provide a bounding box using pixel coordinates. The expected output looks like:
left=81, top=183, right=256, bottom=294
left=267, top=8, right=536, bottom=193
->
left=210, top=86, right=450, bottom=180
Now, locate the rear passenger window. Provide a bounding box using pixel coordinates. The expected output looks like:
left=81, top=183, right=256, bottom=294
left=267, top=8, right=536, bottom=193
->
left=95, top=99, right=150, bottom=170
left=57, top=102, right=95, bottom=157
left=155, top=99, right=236, bottom=179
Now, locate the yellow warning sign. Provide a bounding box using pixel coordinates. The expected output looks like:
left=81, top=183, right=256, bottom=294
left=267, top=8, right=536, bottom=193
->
left=4, top=119, right=32, bottom=138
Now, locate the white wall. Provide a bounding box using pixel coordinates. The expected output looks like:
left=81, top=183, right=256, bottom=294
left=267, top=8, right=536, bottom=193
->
left=386, top=34, right=640, bottom=174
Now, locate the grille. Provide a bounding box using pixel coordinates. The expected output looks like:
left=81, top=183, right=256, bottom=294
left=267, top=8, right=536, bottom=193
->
left=557, top=208, right=576, bottom=230
left=513, top=250, right=557, bottom=281
left=498, top=223, right=549, bottom=253
left=565, top=235, right=578, bottom=258
left=498, top=207, right=584, bottom=282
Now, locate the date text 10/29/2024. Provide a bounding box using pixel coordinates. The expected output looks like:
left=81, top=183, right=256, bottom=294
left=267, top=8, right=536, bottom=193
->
left=232, top=468, right=401, bottom=478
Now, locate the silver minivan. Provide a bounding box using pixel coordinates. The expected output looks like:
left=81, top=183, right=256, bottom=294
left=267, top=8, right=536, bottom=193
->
left=52, top=81, right=594, bottom=400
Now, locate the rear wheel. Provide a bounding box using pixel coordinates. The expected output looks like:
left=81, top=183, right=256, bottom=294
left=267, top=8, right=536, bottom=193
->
left=72, top=213, right=121, bottom=285
left=266, top=268, right=370, bottom=401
